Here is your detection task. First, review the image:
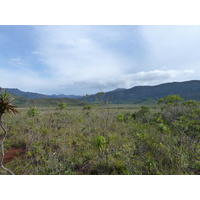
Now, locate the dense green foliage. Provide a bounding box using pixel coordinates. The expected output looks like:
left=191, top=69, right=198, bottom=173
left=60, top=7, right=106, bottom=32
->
left=0, top=95, right=199, bottom=175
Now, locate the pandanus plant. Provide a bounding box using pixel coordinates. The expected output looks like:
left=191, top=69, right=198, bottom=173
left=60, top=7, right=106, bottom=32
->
left=0, top=88, right=18, bottom=175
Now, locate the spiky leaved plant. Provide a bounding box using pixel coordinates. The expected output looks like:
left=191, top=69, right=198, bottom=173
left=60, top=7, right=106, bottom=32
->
left=0, top=88, right=18, bottom=175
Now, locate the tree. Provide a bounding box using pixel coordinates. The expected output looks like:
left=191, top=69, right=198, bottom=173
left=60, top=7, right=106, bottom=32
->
left=0, top=89, right=18, bottom=175
left=157, top=95, right=184, bottom=123
left=132, top=106, right=150, bottom=123
left=157, top=94, right=183, bottom=107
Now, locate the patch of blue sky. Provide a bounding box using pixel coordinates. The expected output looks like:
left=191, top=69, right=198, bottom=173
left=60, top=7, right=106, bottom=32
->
left=0, top=26, right=51, bottom=77
left=0, top=26, right=37, bottom=57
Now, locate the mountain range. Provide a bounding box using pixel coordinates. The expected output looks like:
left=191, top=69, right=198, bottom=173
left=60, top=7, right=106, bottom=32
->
left=2, top=80, right=200, bottom=106
left=1, top=88, right=85, bottom=107
left=3, top=88, right=82, bottom=99
left=86, top=80, right=200, bottom=104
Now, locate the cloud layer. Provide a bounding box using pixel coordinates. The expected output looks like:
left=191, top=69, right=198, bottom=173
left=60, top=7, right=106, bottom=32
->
left=1, top=25, right=200, bottom=95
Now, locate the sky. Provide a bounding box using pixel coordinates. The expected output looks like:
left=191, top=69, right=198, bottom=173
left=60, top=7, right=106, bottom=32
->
left=0, top=25, right=200, bottom=95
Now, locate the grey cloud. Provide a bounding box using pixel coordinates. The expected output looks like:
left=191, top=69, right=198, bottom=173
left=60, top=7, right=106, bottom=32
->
left=124, top=70, right=194, bottom=86
left=57, top=70, right=194, bottom=95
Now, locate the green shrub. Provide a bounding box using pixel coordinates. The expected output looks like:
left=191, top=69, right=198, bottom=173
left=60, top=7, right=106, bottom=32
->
left=83, top=105, right=93, bottom=110
left=58, top=102, right=67, bottom=110
left=117, top=114, right=124, bottom=122
left=27, top=107, right=38, bottom=117
left=93, top=134, right=106, bottom=151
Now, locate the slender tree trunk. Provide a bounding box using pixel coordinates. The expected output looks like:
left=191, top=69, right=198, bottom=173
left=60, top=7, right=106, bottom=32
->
left=0, top=115, right=15, bottom=175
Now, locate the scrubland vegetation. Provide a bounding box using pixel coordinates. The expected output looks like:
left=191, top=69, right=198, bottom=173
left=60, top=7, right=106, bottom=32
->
left=0, top=94, right=199, bottom=175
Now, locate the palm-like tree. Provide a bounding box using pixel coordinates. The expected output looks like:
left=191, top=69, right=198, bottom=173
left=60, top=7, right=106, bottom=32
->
left=0, top=88, right=18, bottom=175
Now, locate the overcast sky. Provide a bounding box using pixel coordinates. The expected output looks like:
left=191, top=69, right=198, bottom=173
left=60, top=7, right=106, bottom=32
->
left=0, top=25, right=200, bottom=95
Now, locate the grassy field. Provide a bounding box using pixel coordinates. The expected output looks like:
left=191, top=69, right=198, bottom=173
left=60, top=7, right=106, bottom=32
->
left=0, top=101, right=199, bottom=175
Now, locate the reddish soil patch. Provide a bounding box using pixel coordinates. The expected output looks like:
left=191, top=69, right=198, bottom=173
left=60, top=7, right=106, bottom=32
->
left=3, top=148, right=25, bottom=163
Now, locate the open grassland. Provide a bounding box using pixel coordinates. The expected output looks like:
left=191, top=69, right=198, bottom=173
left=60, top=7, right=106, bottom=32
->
left=0, top=101, right=199, bottom=175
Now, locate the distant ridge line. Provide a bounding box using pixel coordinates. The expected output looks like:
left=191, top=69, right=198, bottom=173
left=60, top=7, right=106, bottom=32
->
left=2, top=80, right=200, bottom=104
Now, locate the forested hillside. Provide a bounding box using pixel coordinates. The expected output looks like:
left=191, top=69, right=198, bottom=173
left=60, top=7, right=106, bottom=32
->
left=87, top=80, right=200, bottom=104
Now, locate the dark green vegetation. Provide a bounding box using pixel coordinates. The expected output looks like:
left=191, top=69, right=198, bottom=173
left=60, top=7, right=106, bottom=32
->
left=0, top=94, right=199, bottom=175
left=11, top=94, right=88, bottom=108
left=87, top=80, right=200, bottom=104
